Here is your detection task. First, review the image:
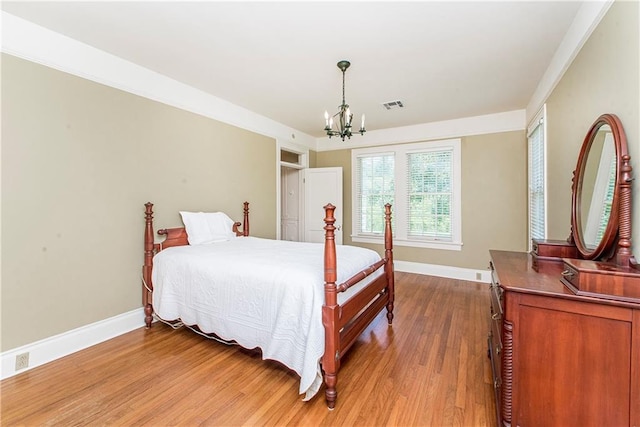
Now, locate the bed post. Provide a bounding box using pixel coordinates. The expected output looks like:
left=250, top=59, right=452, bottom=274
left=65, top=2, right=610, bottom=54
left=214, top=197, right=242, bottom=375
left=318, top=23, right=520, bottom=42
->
left=384, top=203, right=395, bottom=324
left=321, top=203, right=339, bottom=409
left=143, top=202, right=154, bottom=328
left=243, top=201, right=250, bottom=236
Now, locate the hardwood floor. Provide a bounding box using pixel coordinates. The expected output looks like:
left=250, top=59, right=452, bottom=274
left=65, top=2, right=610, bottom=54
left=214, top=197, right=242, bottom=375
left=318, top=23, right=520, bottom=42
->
left=1, top=272, right=497, bottom=426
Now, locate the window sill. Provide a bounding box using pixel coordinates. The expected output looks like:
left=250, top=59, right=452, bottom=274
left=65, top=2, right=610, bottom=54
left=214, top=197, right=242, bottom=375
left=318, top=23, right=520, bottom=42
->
left=351, top=236, right=463, bottom=251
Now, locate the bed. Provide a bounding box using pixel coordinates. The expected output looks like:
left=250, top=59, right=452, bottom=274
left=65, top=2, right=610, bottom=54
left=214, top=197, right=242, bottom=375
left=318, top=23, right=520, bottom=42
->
left=142, top=201, right=395, bottom=408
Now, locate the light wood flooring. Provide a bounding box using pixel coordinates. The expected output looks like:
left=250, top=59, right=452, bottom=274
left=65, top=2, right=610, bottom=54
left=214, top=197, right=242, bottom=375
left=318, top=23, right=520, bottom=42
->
left=1, top=272, right=497, bottom=426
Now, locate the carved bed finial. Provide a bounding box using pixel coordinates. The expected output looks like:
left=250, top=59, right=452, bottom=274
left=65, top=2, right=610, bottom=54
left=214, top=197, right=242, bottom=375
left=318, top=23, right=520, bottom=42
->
left=243, top=201, right=250, bottom=236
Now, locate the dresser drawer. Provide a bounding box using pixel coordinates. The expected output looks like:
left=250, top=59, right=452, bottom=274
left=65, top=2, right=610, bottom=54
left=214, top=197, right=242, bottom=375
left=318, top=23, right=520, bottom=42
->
left=490, top=283, right=504, bottom=342
left=487, top=330, right=503, bottom=426
left=489, top=264, right=504, bottom=358
left=490, top=283, right=503, bottom=316
left=560, top=263, right=580, bottom=290
left=490, top=310, right=502, bottom=352
left=531, top=238, right=578, bottom=258
left=561, top=258, right=640, bottom=302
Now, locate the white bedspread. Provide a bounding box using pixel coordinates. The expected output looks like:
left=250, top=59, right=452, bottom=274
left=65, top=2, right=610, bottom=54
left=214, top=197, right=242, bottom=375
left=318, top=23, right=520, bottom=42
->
left=151, top=237, right=383, bottom=400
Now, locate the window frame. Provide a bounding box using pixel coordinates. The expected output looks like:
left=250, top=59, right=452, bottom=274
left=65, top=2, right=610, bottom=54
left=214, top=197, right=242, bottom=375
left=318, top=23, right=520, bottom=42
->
left=351, top=138, right=462, bottom=251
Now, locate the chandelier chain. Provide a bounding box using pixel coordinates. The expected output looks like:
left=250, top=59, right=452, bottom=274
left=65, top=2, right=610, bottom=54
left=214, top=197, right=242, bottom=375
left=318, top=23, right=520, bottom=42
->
left=342, top=68, right=346, bottom=106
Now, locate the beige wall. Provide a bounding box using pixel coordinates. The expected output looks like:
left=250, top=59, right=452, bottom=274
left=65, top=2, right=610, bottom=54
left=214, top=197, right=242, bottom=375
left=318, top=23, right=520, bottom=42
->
left=316, top=130, right=528, bottom=270
left=308, top=149, right=318, bottom=168
left=545, top=0, right=639, bottom=246
left=1, top=54, right=277, bottom=351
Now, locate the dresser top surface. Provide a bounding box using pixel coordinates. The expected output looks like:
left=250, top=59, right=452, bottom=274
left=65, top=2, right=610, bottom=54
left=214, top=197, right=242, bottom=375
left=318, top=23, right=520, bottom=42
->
left=490, top=250, right=567, bottom=294
left=490, top=250, right=640, bottom=308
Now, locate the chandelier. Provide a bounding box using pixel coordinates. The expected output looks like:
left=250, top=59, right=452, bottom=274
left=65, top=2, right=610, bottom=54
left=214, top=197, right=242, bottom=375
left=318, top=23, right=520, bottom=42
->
left=323, top=60, right=366, bottom=141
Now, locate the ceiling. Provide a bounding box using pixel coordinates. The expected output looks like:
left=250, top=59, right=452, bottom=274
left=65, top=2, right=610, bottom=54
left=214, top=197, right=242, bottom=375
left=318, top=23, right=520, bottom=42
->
left=2, top=1, right=584, bottom=138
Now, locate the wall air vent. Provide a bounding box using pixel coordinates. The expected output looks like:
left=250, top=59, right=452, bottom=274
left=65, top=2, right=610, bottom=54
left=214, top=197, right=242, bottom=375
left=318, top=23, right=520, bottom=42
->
left=382, top=100, right=404, bottom=110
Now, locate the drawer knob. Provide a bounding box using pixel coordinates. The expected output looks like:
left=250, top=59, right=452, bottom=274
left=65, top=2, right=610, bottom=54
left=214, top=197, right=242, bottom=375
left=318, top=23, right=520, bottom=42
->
left=561, top=269, right=575, bottom=278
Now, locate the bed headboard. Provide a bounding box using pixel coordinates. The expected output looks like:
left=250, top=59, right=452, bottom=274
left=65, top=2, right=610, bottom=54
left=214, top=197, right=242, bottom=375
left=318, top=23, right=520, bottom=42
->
left=155, top=227, right=189, bottom=250
left=144, top=201, right=250, bottom=253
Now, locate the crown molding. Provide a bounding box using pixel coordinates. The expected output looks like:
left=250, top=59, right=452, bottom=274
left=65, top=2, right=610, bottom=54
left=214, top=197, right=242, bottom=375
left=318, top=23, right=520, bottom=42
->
left=1, top=11, right=317, bottom=150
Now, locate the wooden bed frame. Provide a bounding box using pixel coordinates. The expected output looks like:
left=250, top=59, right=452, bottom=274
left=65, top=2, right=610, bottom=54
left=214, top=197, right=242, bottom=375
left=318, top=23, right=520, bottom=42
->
left=142, top=201, right=395, bottom=409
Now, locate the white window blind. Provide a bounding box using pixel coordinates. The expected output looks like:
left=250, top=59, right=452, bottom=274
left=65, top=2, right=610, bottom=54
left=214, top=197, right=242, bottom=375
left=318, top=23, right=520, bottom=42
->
left=528, top=107, right=546, bottom=243
left=407, top=150, right=453, bottom=240
left=354, top=153, right=395, bottom=235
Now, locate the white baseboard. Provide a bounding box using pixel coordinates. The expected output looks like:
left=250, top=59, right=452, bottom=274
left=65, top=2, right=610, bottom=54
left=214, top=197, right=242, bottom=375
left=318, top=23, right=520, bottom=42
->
left=1, top=308, right=145, bottom=380
left=395, top=260, right=491, bottom=283
left=0, top=263, right=486, bottom=380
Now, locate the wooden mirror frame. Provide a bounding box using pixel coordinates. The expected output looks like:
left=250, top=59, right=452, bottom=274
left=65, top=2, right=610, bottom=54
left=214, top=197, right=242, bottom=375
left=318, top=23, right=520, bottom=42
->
left=569, top=113, right=635, bottom=267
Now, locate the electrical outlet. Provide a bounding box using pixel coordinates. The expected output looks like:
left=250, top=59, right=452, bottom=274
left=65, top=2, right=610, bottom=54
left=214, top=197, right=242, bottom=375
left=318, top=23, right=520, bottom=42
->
left=15, top=352, right=29, bottom=370
left=476, top=272, right=482, bottom=281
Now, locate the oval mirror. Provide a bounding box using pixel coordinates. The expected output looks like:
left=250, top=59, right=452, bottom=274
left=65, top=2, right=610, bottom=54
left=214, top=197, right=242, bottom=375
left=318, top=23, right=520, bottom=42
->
left=571, top=114, right=627, bottom=260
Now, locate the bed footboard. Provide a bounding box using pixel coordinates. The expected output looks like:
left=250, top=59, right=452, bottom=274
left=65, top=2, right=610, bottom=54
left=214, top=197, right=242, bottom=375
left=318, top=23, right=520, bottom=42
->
left=321, top=203, right=394, bottom=409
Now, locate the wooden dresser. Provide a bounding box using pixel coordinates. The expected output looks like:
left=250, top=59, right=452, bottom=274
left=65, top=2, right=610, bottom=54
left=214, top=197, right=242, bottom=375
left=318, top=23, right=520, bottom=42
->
left=488, top=250, right=640, bottom=427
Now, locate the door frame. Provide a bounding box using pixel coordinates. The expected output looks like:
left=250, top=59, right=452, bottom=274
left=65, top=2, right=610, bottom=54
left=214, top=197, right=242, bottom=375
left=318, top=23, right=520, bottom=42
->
left=276, top=139, right=309, bottom=240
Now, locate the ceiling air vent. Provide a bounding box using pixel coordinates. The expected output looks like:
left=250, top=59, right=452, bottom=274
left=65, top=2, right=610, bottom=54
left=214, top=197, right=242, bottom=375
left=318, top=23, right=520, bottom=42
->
left=382, top=100, right=404, bottom=110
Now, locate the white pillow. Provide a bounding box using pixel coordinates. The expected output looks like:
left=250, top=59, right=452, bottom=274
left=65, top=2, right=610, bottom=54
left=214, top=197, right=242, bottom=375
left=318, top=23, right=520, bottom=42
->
left=179, top=211, right=236, bottom=245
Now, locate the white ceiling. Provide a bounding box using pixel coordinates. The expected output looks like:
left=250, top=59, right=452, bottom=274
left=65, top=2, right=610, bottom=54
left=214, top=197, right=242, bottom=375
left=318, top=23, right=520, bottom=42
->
left=2, top=1, right=584, bottom=138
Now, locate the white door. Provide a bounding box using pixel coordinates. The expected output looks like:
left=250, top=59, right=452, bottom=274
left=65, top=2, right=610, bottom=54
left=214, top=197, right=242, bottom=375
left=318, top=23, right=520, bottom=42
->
left=281, top=166, right=300, bottom=241
left=303, top=167, right=343, bottom=244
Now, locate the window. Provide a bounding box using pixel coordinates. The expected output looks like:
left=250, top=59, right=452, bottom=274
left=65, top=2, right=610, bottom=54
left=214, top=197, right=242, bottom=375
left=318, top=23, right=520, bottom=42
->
left=279, top=147, right=306, bottom=167
left=352, top=139, right=462, bottom=250
left=355, top=153, right=395, bottom=234
left=527, top=106, right=547, bottom=246
left=407, top=150, right=453, bottom=240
